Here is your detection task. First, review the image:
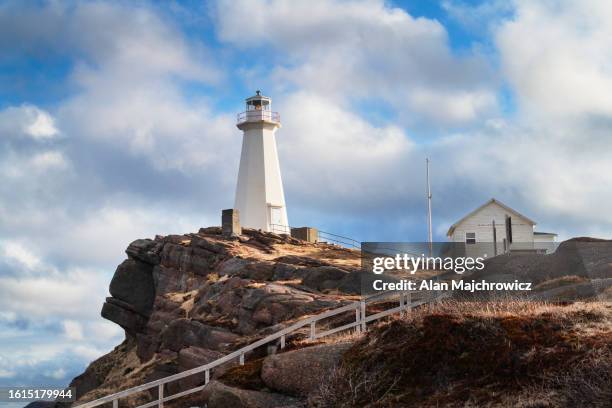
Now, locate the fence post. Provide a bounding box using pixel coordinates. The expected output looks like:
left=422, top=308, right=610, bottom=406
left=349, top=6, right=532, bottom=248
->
left=113, top=400, right=118, bottom=408
left=399, top=292, right=404, bottom=317
left=239, top=353, right=245, bottom=365
left=158, top=384, right=164, bottom=408
left=310, top=322, right=316, bottom=340
left=355, top=308, right=361, bottom=334
left=205, top=369, right=210, bottom=385
left=407, top=292, right=412, bottom=313
left=280, top=335, right=286, bottom=349
left=360, top=300, right=366, bottom=332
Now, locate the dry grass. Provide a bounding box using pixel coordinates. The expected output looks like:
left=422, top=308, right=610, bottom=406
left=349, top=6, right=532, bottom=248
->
left=310, top=300, right=612, bottom=408
left=598, top=285, right=612, bottom=301
left=276, top=244, right=361, bottom=269
left=216, top=357, right=267, bottom=391
left=533, top=275, right=590, bottom=291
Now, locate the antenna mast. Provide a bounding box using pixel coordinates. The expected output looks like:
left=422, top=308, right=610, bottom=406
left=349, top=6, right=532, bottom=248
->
left=426, top=158, right=433, bottom=255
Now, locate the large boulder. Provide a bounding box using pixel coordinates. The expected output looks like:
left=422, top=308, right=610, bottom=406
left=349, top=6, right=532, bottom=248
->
left=218, top=258, right=250, bottom=276
left=160, top=318, right=240, bottom=352
left=126, top=239, right=162, bottom=265
left=302, top=266, right=349, bottom=291
left=261, top=343, right=352, bottom=396
left=218, top=258, right=301, bottom=281
left=160, top=243, right=220, bottom=276
left=178, top=346, right=224, bottom=370
left=101, top=298, right=148, bottom=333
left=273, top=263, right=304, bottom=280
left=193, top=280, right=342, bottom=335
left=177, top=346, right=225, bottom=390
left=109, top=259, right=155, bottom=316
left=152, top=264, right=191, bottom=294
left=246, top=284, right=339, bottom=327
left=202, top=381, right=302, bottom=408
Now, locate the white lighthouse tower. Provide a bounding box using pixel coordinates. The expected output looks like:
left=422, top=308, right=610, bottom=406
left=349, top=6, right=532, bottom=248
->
left=234, top=91, right=289, bottom=232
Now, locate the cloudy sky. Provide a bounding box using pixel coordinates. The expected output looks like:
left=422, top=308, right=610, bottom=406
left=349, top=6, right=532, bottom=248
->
left=1, top=0, right=611, bottom=390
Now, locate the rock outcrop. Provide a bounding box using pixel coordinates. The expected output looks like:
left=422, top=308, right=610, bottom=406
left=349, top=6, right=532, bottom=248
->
left=202, top=381, right=302, bottom=408
left=68, top=227, right=362, bottom=407
left=474, top=238, right=612, bottom=284
left=65, top=229, right=610, bottom=408
left=261, top=343, right=352, bottom=396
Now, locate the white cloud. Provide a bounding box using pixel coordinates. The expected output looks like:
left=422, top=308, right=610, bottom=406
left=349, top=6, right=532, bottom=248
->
left=26, top=108, right=59, bottom=138
left=63, top=320, right=84, bottom=341
left=2, top=241, right=43, bottom=270
left=0, top=368, right=16, bottom=378
left=442, top=0, right=513, bottom=31
left=59, top=86, right=236, bottom=171
left=88, top=321, right=123, bottom=342
left=279, top=91, right=413, bottom=205
left=433, top=124, right=612, bottom=228
left=0, top=105, right=58, bottom=140
left=0, top=0, right=235, bottom=389
left=215, top=0, right=498, bottom=125
left=50, top=1, right=227, bottom=171
left=0, top=267, right=109, bottom=319
left=60, top=205, right=206, bottom=265
left=29, top=151, right=69, bottom=171
left=45, top=367, right=66, bottom=380
left=496, top=0, right=612, bottom=120
left=0, top=0, right=611, bottom=389
left=72, top=345, right=110, bottom=361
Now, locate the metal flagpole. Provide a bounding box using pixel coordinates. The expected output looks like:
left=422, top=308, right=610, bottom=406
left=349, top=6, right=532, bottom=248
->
left=426, top=158, right=433, bottom=256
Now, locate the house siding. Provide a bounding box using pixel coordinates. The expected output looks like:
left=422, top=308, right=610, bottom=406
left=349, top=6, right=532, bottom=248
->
left=534, top=234, right=557, bottom=253
left=449, top=201, right=534, bottom=256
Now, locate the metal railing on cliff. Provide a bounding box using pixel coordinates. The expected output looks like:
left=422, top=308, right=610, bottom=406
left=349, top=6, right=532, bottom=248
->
left=270, top=223, right=361, bottom=249
left=75, top=288, right=447, bottom=408
left=74, top=225, right=447, bottom=408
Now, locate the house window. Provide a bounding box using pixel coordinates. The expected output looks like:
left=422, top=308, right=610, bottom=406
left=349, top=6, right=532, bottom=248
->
left=466, top=232, right=476, bottom=245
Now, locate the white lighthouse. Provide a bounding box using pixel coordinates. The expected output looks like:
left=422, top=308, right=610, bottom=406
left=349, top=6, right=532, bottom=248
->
left=234, top=91, right=289, bottom=233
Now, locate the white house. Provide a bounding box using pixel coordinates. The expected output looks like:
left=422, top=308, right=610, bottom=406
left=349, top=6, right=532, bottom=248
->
left=446, top=198, right=557, bottom=257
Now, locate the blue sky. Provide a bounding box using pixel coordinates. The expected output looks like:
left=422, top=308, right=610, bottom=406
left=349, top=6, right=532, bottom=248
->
left=1, top=0, right=612, bottom=393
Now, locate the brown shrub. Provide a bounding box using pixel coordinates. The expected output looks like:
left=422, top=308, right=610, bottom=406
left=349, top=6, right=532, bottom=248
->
left=549, top=349, right=612, bottom=408
left=216, top=358, right=266, bottom=390
left=310, top=300, right=611, bottom=408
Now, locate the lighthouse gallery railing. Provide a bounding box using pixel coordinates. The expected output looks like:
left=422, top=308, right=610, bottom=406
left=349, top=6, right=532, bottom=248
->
left=236, top=110, right=280, bottom=124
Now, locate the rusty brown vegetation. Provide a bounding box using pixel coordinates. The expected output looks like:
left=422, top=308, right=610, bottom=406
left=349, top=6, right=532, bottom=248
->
left=311, top=300, right=612, bottom=408
left=217, top=358, right=266, bottom=390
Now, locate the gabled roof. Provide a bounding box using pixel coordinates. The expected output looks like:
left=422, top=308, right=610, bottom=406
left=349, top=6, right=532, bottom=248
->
left=534, top=231, right=558, bottom=236
left=446, top=198, right=537, bottom=237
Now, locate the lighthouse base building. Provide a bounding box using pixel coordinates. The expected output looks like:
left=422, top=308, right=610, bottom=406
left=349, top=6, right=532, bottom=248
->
left=234, top=91, right=289, bottom=233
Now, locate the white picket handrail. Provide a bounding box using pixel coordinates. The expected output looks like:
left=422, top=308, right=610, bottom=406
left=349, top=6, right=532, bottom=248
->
left=75, top=290, right=443, bottom=408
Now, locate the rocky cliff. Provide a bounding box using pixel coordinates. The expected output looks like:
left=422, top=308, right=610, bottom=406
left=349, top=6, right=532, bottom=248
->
left=68, top=227, right=362, bottom=407
left=65, top=232, right=612, bottom=408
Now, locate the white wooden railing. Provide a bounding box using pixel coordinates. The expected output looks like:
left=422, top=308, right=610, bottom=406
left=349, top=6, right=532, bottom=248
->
left=236, top=110, right=280, bottom=124
left=73, top=289, right=445, bottom=408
